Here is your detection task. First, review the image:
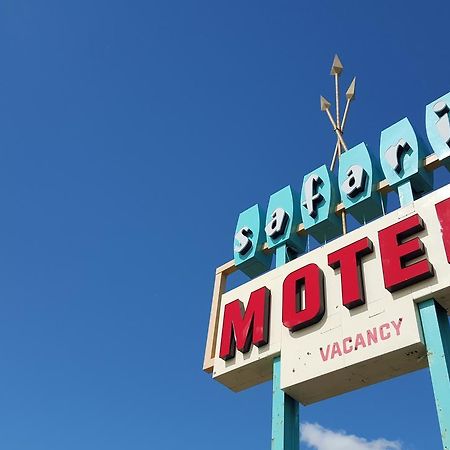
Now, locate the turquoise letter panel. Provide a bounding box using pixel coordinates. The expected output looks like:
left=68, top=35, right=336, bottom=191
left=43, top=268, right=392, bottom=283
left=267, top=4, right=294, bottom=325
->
left=234, top=204, right=271, bottom=278
left=426, top=91, right=450, bottom=170
left=265, top=186, right=306, bottom=253
left=338, top=142, right=385, bottom=223
left=300, top=164, right=341, bottom=243
left=380, top=118, right=433, bottom=201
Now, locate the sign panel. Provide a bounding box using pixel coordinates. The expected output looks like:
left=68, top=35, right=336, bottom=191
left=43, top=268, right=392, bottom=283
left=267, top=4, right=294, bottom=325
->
left=213, top=184, right=450, bottom=403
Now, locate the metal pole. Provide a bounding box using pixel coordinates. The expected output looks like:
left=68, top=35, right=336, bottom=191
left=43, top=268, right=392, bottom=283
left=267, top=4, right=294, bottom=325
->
left=334, top=73, right=340, bottom=132
left=271, top=245, right=299, bottom=450
left=419, top=299, right=450, bottom=450
left=396, top=177, right=450, bottom=449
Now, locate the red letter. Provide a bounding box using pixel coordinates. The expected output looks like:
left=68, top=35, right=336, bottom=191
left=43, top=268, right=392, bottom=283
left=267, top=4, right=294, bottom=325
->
left=328, top=237, right=373, bottom=309
left=219, top=287, right=270, bottom=361
left=378, top=214, right=434, bottom=292
left=435, top=198, right=450, bottom=263
left=282, top=263, right=325, bottom=332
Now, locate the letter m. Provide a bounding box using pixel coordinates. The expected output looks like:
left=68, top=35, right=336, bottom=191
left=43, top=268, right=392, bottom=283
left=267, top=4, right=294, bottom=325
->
left=219, top=287, right=271, bottom=361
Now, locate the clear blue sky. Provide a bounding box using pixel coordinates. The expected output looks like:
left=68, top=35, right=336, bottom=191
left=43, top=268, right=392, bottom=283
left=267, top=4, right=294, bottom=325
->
left=0, top=1, right=449, bottom=449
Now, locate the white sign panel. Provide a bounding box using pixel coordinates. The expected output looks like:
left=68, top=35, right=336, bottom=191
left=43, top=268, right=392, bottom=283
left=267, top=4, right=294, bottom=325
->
left=213, top=184, right=450, bottom=404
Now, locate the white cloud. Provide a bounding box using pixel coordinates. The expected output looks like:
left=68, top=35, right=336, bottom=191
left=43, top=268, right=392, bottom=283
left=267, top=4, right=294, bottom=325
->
left=300, top=422, right=402, bottom=450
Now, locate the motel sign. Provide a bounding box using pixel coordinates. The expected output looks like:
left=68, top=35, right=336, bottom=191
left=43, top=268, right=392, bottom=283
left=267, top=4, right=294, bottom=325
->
left=203, top=56, right=450, bottom=450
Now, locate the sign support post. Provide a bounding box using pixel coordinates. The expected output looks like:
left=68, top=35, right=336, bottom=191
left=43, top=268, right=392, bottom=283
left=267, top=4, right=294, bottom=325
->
left=206, top=58, right=450, bottom=449
left=272, top=245, right=299, bottom=450
left=419, top=299, right=450, bottom=450
left=398, top=185, right=450, bottom=450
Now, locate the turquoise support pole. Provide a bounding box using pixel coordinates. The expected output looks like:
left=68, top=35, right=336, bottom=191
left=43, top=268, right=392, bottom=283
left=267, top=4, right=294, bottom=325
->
left=272, top=356, right=299, bottom=450
left=272, top=245, right=299, bottom=450
left=397, top=181, right=415, bottom=207
left=396, top=176, right=450, bottom=448
left=419, top=300, right=450, bottom=450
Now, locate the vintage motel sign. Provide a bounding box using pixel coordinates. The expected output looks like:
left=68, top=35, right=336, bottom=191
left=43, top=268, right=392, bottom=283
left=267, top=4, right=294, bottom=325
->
left=203, top=55, right=450, bottom=450
left=214, top=186, right=450, bottom=401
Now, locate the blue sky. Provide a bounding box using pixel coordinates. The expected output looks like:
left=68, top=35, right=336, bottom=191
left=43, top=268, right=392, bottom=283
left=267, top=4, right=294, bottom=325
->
left=0, top=1, right=449, bottom=449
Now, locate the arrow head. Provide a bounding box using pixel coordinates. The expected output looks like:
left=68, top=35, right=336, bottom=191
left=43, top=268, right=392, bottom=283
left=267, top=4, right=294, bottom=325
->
left=330, top=54, right=343, bottom=75
left=320, top=95, right=331, bottom=111
left=346, top=77, right=356, bottom=100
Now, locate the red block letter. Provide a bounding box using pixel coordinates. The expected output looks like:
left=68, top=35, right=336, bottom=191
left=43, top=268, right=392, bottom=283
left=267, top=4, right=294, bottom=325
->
left=219, top=287, right=270, bottom=361
left=435, top=198, right=450, bottom=263
left=282, top=263, right=325, bottom=332
left=378, top=214, right=434, bottom=292
left=328, top=237, right=373, bottom=309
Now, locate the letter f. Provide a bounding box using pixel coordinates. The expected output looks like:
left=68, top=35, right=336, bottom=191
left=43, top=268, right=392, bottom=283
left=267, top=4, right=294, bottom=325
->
left=303, top=174, right=323, bottom=218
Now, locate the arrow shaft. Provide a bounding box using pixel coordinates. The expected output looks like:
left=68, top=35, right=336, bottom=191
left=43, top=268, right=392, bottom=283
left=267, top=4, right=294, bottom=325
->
left=331, top=99, right=351, bottom=167
left=332, top=98, right=352, bottom=168
left=336, top=129, right=348, bottom=151
left=335, top=74, right=341, bottom=130
left=341, top=99, right=351, bottom=130
left=325, top=108, right=337, bottom=129
left=324, top=108, right=348, bottom=152
left=336, top=139, right=348, bottom=234
left=330, top=141, right=339, bottom=171
left=334, top=128, right=347, bottom=151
